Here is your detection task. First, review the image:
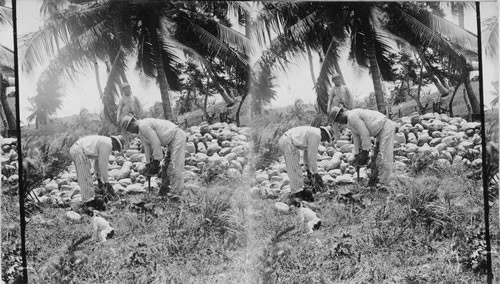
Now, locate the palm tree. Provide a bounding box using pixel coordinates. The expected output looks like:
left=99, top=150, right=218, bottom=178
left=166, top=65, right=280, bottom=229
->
left=383, top=2, right=479, bottom=118
left=0, top=2, right=15, bottom=134
left=254, top=2, right=478, bottom=116
left=20, top=0, right=251, bottom=124
left=250, top=63, right=276, bottom=116
left=26, top=70, right=64, bottom=128
left=254, top=2, right=394, bottom=114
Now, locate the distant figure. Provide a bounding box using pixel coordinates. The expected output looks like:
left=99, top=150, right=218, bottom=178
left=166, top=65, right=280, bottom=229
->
left=116, top=83, right=142, bottom=123
left=327, top=73, right=353, bottom=140
left=70, top=135, right=125, bottom=211
left=327, top=73, right=353, bottom=112
left=278, top=126, right=334, bottom=201
left=329, top=106, right=395, bottom=186
left=120, top=115, right=186, bottom=196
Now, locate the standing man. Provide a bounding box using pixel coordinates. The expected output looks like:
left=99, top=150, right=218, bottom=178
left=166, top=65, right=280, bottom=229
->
left=120, top=115, right=186, bottom=196
left=329, top=106, right=395, bottom=185
left=70, top=135, right=125, bottom=211
left=327, top=73, right=353, bottom=112
left=327, top=73, right=353, bottom=140
left=278, top=126, right=334, bottom=200
left=116, top=82, right=143, bottom=123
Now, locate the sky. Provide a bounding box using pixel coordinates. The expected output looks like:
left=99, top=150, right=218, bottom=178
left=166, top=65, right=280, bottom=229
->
left=13, top=1, right=500, bottom=125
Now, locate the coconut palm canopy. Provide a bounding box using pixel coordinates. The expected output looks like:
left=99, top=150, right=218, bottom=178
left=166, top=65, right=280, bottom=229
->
left=0, top=45, right=13, bottom=76
left=0, top=3, right=12, bottom=26
left=0, top=2, right=13, bottom=76
left=252, top=2, right=478, bottom=114
left=19, top=0, right=252, bottom=124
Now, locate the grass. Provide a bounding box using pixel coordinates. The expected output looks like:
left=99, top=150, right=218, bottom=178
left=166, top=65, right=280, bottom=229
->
left=18, top=147, right=499, bottom=283
left=24, top=178, right=257, bottom=283
left=1, top=194, right=24, bottom=284
left=247, top=169, right=499, bottom=284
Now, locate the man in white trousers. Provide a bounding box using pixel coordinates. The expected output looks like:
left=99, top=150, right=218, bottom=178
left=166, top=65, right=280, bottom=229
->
left=329, top=106, right=395, bottom=185
left=120, top=115, right=186, bottom=196
left=70, top=135, right=125, bottom=211
left=278, top=125, right=334, bottom=201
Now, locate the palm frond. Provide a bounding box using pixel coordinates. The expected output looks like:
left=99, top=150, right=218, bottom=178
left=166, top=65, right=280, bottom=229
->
left=158, top=36, right=181, bottom=91
left=216, top=23, right=254, bottom=56
left=373, top=29, right=397, bottom=81
left=404, top=3, right=477, bottom=52
left=387, top=3, right=475, bottom=71
left=19, top=2, right=108, bottom=74
left=102, top=48, right=127, bottom=125
left=42, top=20, right=112, bottom=85
left=0, top=44, right=13, bottom=71
left=184, top=19, right=248, bottom=67
left=315, top=38, right=341, bottom=114
left=0, top=5, right=12, bottom=26
left=251, top=10, right=281, bottom=48
left=482, top=16, right=498, bottom=59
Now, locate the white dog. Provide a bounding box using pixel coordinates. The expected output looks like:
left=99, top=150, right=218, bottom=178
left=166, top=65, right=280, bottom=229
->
left=291, top=199, right=321, bottom=234
left=91, top=211, right=114, bottom=242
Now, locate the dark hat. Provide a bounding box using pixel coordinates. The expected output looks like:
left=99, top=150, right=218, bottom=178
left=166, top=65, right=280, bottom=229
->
left=120, top=115, right=135, bottom=131
left=110, top=135, right=126, bottom=152
left=329, top=106, right=342, bottom=123
left=320, top=126, right=334, bottom=142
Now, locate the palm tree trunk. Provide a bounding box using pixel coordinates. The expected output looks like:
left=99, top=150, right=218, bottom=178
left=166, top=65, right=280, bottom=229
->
left=332, top=57, right=346, bottom=86
left=0, top=75, right=15, bottom=133
left=156, top=54, right=173, bottom=121
left=235, top=94, right=247, bottom=127
left=457, top=4, right=465, bottom=28
left=306, top=46, right=316, bottom=85
left=366, top=37, right=386, bottom=113
left=203, top=62, right=235, bottom=106
left=463, top=72, right=481, bottom=121
left=448, top=80, right=463, bottom=117
left=415, top=51, right=426, bottom=114
left=419, top=51, right=450, bottom=97
left=94, top=61, right=104, bottom=98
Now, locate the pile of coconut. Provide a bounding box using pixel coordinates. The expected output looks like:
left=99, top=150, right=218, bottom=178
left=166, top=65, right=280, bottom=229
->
left=251, top=112, right=483, bottom=200
left=1, top=137, right=19, bottom=192
left=31, top=122, right=251, bottom=206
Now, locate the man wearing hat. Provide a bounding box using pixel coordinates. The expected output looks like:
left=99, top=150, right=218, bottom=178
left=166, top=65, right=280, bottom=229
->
left=327, top=73, right=352, bottom=140
left=278, top=125, right=335, bottom=200
left=329, top=106, right=395, bottom=185
left=327, top=73, right=352, bottom=112
left=116, top=82, right=143, bottom=123
left=69, top=135, right=125, bottom=211
left=120, top=115, right=186, bottom=195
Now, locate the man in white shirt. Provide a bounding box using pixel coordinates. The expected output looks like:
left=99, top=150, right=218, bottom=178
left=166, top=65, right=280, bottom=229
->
left=120, top=115, right=186, bottom=195
left=70, top=135, right=125, bottom=210
left=278, top=126, right=334, bottom=200
left=329, top=106, right=395, bottom=185
left=116, top=83, right=143, bottom=123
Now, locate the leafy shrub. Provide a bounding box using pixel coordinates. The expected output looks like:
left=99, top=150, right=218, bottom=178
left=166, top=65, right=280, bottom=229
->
left=200, top=161, right=229, bottom=185
left=194, top=186, right=246, bottom=247
left=38, top=235, right=91, bottom=284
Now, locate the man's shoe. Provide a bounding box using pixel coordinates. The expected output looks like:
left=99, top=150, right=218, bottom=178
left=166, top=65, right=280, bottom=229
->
left=84, top=197, right=106, bottom=212
left=291, top=189, right=314, bottom=202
